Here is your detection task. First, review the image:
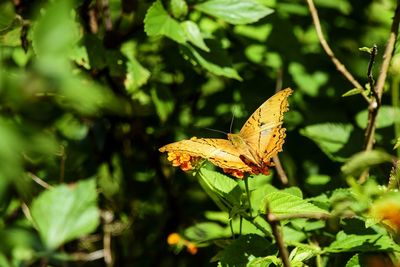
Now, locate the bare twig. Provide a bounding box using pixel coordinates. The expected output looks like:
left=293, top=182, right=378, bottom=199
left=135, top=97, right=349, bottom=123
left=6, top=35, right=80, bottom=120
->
left=71, top=250, right=105, bottom=261
left=28, top=172, right=52, bottom=189
left=265, top=212, right=291, bottom=267
left=360, top=1, right=400, bottom=182
left=367, top=45, right=378, bottom=100
left=267, top=212, right=330, bottom=222
left=272, top=156, right=289, bottom=185
left=306, top=0, right=369, bottom=103
left=375, top=0, right=400, bottom=101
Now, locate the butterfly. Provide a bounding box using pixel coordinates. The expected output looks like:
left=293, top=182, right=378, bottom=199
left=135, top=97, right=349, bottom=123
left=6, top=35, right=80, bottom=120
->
left=159, top=88, right=293, bottom=178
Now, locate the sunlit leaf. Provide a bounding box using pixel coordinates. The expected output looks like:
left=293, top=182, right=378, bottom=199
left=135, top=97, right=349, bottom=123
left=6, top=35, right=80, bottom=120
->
left=345, top=254, right=360, bottom=267
left=300, top=123, right=354, bottom=162
left=181, top=43, right=242, bottom=80
left=356, top=106, right=400, bottom=129
left=324, top=231, right=400, bottom=253
left=195, top=0, right=274, bottom=25
left=260, top=190, right=329, bottom=216
left=31, top=179, right=100, bottom=249
left=181, top=21, right=210, bottom=52
left=144, top=0, right=186, bottom=43
left=171, top=0, right=188, bottom=19
left=342, top=88, right=364, bottom=97
left=341, top=150, right=393, bottom=176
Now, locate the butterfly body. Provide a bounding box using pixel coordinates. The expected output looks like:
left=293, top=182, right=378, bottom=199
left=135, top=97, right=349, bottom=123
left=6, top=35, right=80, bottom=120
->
left=159, top=88, right=293, bottom=178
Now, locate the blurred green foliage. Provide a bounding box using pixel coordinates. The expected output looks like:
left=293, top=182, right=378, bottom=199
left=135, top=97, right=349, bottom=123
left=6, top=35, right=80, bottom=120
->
left=1, top=0, right=400, bottom=266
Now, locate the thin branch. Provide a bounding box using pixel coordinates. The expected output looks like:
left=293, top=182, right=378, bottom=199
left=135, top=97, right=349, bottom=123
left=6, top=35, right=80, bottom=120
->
left=265, top=212, right=291, bottom=267
left=367, top=45, right=378, bottom=101
left=71, top=250, right=105, bottom=261
left=360, top=0, right=400, bottom=182
left=27, top=172, right=52, bottom=189
left=375, top=0, right=400, bottom=101
left=306, top=0, right=369, bottom=104
left=267, top=212, right=330, bottom=222
left=273, top=155, right=289, bottom=186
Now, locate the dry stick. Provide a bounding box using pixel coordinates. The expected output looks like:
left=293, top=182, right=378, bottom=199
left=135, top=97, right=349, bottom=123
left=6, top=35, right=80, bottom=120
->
left=272, top=155, right=289, bottom=185
left=28, top=172, right=52, bottom=189
left=360, top=1, right=400, bottom=182
left=306, top=0, right=370, bottom=104
left=266, top=212, right=291, bottom=267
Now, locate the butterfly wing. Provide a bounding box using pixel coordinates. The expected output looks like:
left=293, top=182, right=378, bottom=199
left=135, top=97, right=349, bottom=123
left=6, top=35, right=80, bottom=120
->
left=238, top=88, right=293, bottom=164
left=159, top=138, right=252, bottom=171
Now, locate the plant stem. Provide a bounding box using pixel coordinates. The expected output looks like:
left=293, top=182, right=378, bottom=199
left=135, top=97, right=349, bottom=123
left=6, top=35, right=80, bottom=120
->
left=244, top=177, right=253, bottom=217
left=360, top=0, right=400, bottom=182
left=266, top=213, right=291, bottom=267
left=393, top=75, right=400, bottom=158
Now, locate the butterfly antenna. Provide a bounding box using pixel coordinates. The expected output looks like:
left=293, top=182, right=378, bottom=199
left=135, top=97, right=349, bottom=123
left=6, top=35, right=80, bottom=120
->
left=229, top=113, right=235, bottom=133
left=205, top=128, right=228, bottom=135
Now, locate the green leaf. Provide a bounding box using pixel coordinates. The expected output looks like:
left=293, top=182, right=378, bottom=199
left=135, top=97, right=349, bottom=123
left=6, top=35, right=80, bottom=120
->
left=181, top=43, right=242, bottom=80
left=356, top=106, right=400, bottom=129
left=342, top=88, right=364, bottom=97
left=121, top=41, right=151, bottom=92
left=184, top=222, right=231, bottom=242
left=218, top=234, right=274, bottom=266
left=345, top=254, right=360, bottom=267
left=150, top=87, right=174, bottom=122
left=30, top=179, right=100, bottom=249
left=144, top=0, right=186, bottom=43
left=195, top=0, right=274, bottom=25
left=260, top=190, right=329, bottom=216
left=341, top=150, right=393, bottom=176
left=181, top=21, right=210, bottom=52
left=171, top=0, right=188, bottom=18
left=197, top=168, right=242, bottom=211
left=289, top=62, right=328, bottom=96
left=300, top=123, right=354, bottom=162
left=359, top=47, right=373, bottom=53
left=388, top=160, right=400, bottom=190
left=394, top=137, right=400, bottom=150
left=324, top=231, right=400, bottom=253
left=55, top=113, right=89, bottom=140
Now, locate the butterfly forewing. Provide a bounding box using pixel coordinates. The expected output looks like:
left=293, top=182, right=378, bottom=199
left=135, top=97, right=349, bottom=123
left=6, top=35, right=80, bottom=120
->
left=159, top=138, right=252, bottom=171
left=238, top=88, right=293, bottom=164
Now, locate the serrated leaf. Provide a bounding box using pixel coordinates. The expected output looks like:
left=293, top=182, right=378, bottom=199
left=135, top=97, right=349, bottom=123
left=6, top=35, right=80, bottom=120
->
left=144, top=0, right=186, bottom=43
left=195, top=0, right=274, bottom=25
left=345, top=254, right=360, bottom=267
left=300, top=123, right=354, bottom=162
left=260, top=190, right=329, bottom=216
left=356, top=106, right=400, bottom=129
left=198, top=168, right=242, bottom=211
left=342, top=88, right=364, bottom=97
left=30, top=179, right=100, bottom=249
left=171, top=0, right=188, bottom=18
left=388, top=160, right=400, bottom=190
left=219, top=234, right=274, bottom=266
left=181, top=21, right=210, bottom=52
left=181, top=43, right=242, bottom=80
left=341, top=150, right=393, bottom=176
left=325, top=231, right=400, bottom=253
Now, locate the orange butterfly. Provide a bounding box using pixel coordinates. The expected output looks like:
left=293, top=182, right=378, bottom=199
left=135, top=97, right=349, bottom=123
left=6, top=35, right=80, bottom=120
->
left=159, top=88, right=293, bottom=178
